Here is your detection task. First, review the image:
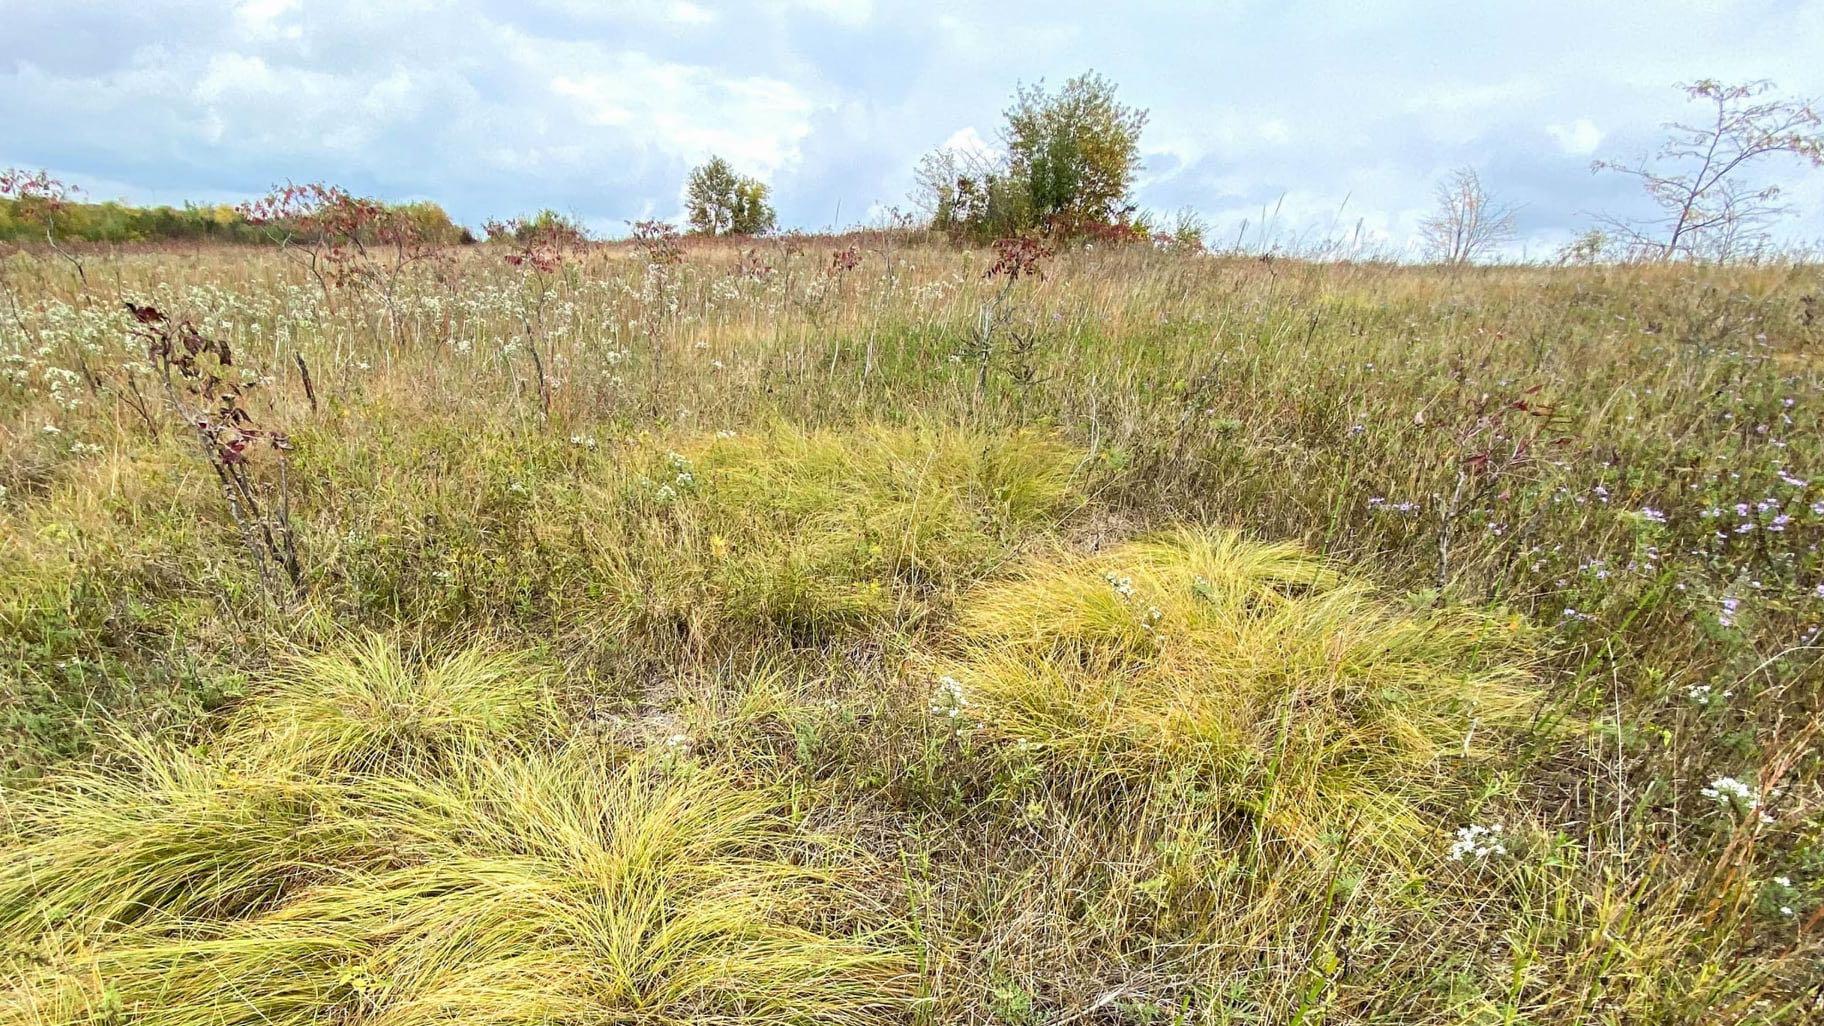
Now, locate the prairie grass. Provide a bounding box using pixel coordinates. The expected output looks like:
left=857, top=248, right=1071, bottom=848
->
left=221, top=635, right=557, bottom=775
left=1, top=240, right=1820, bottom=1022
left=2, top=645, right=911, bottom=1026
left=0, top=737, right=341, bottom=941
left=945, top=528, right=1539, bottom=851
left=676, top=421, right=1087, bottom=638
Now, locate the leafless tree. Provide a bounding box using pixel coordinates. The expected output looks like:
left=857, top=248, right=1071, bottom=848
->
left=1418, top=167, right=1519, bottom=265
left=909, top=141, right=1002, bottom=226
left=1593, top=79, right=1824, bottom=261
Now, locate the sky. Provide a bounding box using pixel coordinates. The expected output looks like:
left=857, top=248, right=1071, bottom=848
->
left=3, top=0, right=1823, bottom=256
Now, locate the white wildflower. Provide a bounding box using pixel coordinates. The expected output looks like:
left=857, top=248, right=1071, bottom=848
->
left=1701, top=776, right=1775, bottom=821
left=1687, top=683, right=1732, bottom=706
left=930, top=675, right=968, bottom=718
left=1448, top=824, right=1507, bottom=861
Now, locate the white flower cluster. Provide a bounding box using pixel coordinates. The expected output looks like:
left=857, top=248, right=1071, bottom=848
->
left=1686, top=682, right=1732, bottom=707
left=1699, top=774, right=1758, bottom=806
left=930, top=675, right=968, bottom=719
left=1448, top=823, right=1508, bottom=861
left=1770, top=874, right=1799, bottom=918
left=1702, top=775, right=1776, bottom=822
left=1702, top=775, right=1756, bottom=804
left=1101, top=570, right=1164, bottom=626
left=42, top=365, right=85, bottom=411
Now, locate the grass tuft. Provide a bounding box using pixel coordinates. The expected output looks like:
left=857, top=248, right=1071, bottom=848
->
left=225, top=635, right=556, bottom=776
left=585, top=421, right=1088, bottom=647
left=2, top=646, right=910, bottom=1026
left=946, top=527, right=1541, bottom=850
left=0, top=736, right=344, bottom=942
left=689, top=421, right=1086, bottom=632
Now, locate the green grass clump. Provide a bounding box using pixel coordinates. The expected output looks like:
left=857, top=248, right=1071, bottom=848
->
left=945, top=527, right=1540, bottom=849
left=1, top=644, right=910, bottom=1026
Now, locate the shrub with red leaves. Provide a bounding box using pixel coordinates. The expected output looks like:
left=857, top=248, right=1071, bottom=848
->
left=2, top=168, right=91, bottom=281
left=484, top=216, right=587, bottom=274
left=238, top=183, right=449, bottom=317
left=123, top=301, right=303, bottom=594
left=985, top=236, right=1052, bottom=281
left=632, top=219, right=683, bottom=267
left=828, top=244, right=862, bottom=275
left=0, top=168, right=76, bottom=218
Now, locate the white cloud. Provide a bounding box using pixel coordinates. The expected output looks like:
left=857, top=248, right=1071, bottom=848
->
left=528, top=0, right=716, bottom=25
left=189, top=52, right=423, bottom=153
left=937, top=126, right=999, bottom=163
left=5, top=0, right=1823, bottom=246
left=1405, top=78, right=1544, bottom=114
left=549, top=53, right=820, bottom=176
left=232, top=0, right=302, bottom=40
left=779, top=0, right=874, bottom=26
left=666, top=2, right=716, bottom=24
left=1547, top=118, right=1604, bottom=156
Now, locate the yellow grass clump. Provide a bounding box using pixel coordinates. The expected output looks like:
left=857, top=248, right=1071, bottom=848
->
left=1, top=642, right=911, bottom=1026
left=606, top=421, right=1088, bottom=641
left=945, top=527, right=1541, bottom=850
left=222, top=635, right=557, bottom=776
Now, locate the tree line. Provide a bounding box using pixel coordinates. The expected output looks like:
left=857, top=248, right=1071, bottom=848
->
left=5, top=74, right=1820, bottom=262
left=0, top=187, right=471, bottom=247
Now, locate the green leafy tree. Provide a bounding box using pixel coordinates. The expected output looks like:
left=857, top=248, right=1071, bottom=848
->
left=1004, top=72, right=1147, bottom=230
left=685, top=156, right=776, bottom=236
left=732, top=179, right=775, bottom=235
left=913, top=72, right=1147, bottom=241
